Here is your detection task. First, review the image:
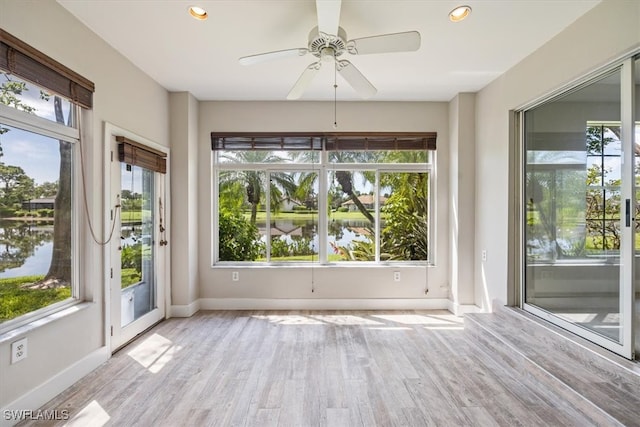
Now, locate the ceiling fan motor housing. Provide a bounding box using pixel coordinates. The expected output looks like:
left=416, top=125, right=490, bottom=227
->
left=308, top=26, right=347, bottom=59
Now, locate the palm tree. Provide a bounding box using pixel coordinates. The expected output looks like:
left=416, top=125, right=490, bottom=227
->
left=218, top=151, right=297, bottom=223
left=293, top=150, right=379, bottom=224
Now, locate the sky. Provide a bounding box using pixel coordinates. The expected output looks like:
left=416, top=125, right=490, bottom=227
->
left=0, top=76, right=72, bottom=185
left=0, top=124, right=62, bottom=185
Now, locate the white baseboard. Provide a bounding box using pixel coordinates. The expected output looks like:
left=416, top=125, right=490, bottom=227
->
left=448, top=301, right=484, bottom=316
left=0, top=346, right=109, bottom=427
left=199, top=298, right=450, bottom=311
left=169, top=300, right=200, bottom=317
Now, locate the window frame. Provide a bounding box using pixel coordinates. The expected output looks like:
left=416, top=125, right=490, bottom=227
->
left=0, top=101, right=81, bottom=335
left=212, top=147, right=434, bottom=266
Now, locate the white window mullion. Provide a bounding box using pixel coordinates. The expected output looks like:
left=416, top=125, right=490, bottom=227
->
left=318, top=151, right=328, bottom=264
left=212, top=159, right=219, bottom=264
left=375, top=170, right=381, bottom=262
left=265, top=171, right=271, bottom=262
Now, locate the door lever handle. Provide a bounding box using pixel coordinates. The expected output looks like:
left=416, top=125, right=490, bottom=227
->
left=625, top=199, right=631, bottom=227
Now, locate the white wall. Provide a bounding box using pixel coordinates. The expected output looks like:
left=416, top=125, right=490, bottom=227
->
left=197, top=101, right=451, bottom=308
left=475, top=0, right=640, bottom=309
left=448, top=93, right=476, bottom=312
left=169, top=92, right=199, bottom=314
left=0, top=0, right=169, bottom=416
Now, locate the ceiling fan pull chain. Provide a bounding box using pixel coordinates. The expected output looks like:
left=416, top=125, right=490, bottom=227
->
left=333, top=51, right=338, bottom=129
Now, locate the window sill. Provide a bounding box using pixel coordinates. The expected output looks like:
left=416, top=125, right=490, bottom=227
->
left=211, top=262, right=432, bottom=268
left=0, top=301, right=93, bottom=345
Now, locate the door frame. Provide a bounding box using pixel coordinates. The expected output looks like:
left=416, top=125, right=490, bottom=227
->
left=103, top=122, right=171, bottom=353
left=515, top=56, right=636, bottom=359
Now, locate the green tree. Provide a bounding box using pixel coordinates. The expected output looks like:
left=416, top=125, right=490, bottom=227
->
left=218, top=151, right=297, bottom=223
left=380, top=174, right=429, bottom=260
left=34, top=181, right=58, bottom=199
left=334, top=171, right=374, bottom=223
left=0, top=164, right=34, bottom=210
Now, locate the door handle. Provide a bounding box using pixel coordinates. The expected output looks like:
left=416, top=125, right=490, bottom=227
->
left=625, top=198, right=631, bottom=227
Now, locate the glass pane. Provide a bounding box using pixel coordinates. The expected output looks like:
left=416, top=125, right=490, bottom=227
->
left=329, top=150, right=429, bottom=163
left=216, top=150, right=318, bottom=164
left=218, top=170, right=265, bottom=261
left=328, top=170, right=376, bottom=261
left=269, top=171, right=318, bottom=262
left=0, top=72, right=74, bottom=127
left=380, top=172, right=429, bottom=261
left=120, top=163, right=155, bottom=327
left=524, top=69, right=622, bottom=343
left=0, top=124, right=73, bottom=323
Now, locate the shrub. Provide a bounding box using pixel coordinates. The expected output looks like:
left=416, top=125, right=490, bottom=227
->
left=337, top=207, right=349, bottom=213
left=0, top=207, right=16, bottom=217
left=37, top=209, right=54, bottom=218
left=270, top=236, right=315, bottom=258
left=219, top=210, right=262, bottom=261
left=121, top=243, right=142, bottom=274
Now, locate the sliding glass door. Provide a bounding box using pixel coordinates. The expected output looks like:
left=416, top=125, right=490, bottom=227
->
left=522, top=57, right=637, bottom=359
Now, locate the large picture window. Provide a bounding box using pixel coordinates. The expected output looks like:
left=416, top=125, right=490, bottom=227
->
left=212, top=133, right=435, bottom=264
left=0, top=76, right=77, bottom=326
left=0, top=29, right=93, bottom=330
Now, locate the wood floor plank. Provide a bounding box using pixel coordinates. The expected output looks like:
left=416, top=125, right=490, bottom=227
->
left=18, top=310, right=630, bottom=427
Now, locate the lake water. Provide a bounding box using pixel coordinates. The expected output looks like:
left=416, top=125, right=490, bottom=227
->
left=259, top=218, right=374, bottom=255
left=0, top=221, right=54, bottom=278
left=0, top=218, right=371, bottom=276
left=0, top=242, right=53, bottom=278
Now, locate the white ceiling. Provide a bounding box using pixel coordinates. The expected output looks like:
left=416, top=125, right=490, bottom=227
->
left=58, top=0, right=600, bottom=102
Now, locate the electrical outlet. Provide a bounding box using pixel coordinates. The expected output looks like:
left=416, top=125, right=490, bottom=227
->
left=481, top=250, right=487, bottom=262
left=232, top=271, right=239, bottom=281
left=393, top=271, right=401, bottom=282
left=11, top=338, right=28, bottom=364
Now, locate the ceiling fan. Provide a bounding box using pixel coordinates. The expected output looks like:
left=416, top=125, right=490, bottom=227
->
left=239, top=0, right=421, bottom=100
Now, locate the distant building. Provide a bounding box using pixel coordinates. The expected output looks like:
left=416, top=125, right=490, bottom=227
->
left=22, top=197, right=56, bottom=210
left=341, top=195, right=387, bottom=211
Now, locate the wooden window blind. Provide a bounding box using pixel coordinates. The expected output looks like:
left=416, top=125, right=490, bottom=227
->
left=117, top=136, right=167, bottom=174
left=211, top=132, right=436, bottom=151
left=0, top=29, right=95, bottom=109
left=211, top=133, right=323, bottom=151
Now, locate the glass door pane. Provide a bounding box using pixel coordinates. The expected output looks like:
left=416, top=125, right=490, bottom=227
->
left=120, top=163, right=155, bottom=327
left=524, top=69, right=624, bottom=345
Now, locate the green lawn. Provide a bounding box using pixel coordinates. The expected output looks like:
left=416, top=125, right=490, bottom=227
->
left=257, top=254, right=344, bottom=262
left=120, top=210, right=151, bottom=223
left=121, top=268, right=141, bottom=288
left=0, top=275, right=71, bottom=322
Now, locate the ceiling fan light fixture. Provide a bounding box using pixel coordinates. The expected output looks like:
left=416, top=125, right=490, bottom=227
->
left=188, top=6, right=208, bottom=21
left=449, top=5, right=471, bottom=22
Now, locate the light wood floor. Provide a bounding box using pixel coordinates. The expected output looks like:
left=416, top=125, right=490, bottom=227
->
left=22, top=310, right=619, bottom=426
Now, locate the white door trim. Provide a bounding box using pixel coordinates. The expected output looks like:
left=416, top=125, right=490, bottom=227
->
left=103, top=122, right=170, bottom=353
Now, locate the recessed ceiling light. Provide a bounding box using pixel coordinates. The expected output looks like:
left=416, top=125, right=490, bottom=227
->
left=189, top=6, right=208, bottom=20
left=449, top=5, right=472, bottom=22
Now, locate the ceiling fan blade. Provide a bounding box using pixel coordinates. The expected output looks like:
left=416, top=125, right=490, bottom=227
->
left=239, top=48, right=308, bottom=66
left=316, top=0, right=342, bottom=36
left=287, top=62, right=321, bottom=100
left=347, top=31, right=421, bottom=55
left=336, top=60, right=376, bottom=99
